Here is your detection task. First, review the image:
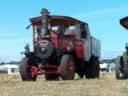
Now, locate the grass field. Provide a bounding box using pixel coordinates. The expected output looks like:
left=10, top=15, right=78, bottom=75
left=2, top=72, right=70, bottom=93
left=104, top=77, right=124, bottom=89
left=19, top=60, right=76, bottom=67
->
left=0, top=73, right=128, bottom=96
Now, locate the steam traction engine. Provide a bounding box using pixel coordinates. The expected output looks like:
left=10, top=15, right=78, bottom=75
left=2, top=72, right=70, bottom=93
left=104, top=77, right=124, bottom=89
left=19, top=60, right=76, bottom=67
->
left=116, top=17, right=128, bottom=79
left=19, top=8, right=101, bottom=81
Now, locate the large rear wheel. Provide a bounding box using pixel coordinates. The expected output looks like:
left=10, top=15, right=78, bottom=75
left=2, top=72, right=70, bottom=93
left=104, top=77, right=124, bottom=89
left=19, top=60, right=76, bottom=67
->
left=76, top=60, right=85, bottom=78
left=85, top=57, right=99, bottom=79
left=60, top=55, right=75, bottom=80
left=122, top=52, right=128, bottom=78
left=115, top=56, right=123, bottom=79
left=19, top=57, right=37, bottom=81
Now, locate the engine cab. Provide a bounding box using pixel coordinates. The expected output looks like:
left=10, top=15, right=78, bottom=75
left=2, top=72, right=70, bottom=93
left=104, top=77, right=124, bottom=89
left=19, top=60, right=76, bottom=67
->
left=29, top=9, right=91, bottom=62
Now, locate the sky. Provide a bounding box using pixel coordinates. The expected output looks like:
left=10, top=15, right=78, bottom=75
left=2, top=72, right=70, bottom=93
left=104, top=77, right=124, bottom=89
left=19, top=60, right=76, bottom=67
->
left=0, top=0, right=128, bottom=62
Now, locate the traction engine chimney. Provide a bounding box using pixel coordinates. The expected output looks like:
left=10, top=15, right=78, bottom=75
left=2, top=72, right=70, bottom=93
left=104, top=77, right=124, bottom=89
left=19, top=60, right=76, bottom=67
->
left=40, top=8, right=49, bottom=36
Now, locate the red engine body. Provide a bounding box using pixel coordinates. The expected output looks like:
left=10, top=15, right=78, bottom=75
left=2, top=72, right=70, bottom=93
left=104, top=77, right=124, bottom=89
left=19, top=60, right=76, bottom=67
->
left=49, top=31, right=84, bottom=58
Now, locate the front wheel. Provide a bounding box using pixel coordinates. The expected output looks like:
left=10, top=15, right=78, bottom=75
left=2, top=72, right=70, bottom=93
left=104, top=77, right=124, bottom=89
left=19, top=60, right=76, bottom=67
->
left=60, top=55, right=75, bottom=80
left=19, top=57, right=37, bottom=81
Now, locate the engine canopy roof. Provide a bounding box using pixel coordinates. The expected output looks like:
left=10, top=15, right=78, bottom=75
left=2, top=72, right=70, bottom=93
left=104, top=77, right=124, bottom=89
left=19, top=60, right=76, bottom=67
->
left=120, top=16, right=128, bottom=30
left=30, top=15, right=87, bottom=26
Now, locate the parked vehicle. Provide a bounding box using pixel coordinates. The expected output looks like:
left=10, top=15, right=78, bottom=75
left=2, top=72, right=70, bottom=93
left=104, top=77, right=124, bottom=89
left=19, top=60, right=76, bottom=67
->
left=116, top=16, right=128, bottom=79
left=19, top=8, right=101, bottom=81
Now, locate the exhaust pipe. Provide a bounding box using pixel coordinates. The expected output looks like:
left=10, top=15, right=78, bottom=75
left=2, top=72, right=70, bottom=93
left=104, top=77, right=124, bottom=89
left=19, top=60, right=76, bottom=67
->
left=40, top=8, right=49, bottom=36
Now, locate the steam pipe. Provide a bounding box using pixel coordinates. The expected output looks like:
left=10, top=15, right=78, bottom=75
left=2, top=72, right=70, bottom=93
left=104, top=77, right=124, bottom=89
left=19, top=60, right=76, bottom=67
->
left=40, top=8, right=49, bottom=36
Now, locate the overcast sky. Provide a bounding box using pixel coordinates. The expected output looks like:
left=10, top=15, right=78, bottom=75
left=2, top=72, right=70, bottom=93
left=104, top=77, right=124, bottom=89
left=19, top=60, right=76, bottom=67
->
left=0, top=0, right=128, bottom=62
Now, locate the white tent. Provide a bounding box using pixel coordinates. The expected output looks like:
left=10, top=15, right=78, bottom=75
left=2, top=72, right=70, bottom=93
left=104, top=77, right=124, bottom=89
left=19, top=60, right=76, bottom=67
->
left=100, top=63, right=116, bottom=73
left=100, top=63, right=108, bottom=69
left=100, top=63, right=109, bottom=73
left=0, top=64, right=19, bottom=75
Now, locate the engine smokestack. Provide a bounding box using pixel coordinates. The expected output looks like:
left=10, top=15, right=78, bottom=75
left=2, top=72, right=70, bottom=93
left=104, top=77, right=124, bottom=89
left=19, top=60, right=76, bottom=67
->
left=40, top=8, right=49, bottom=36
